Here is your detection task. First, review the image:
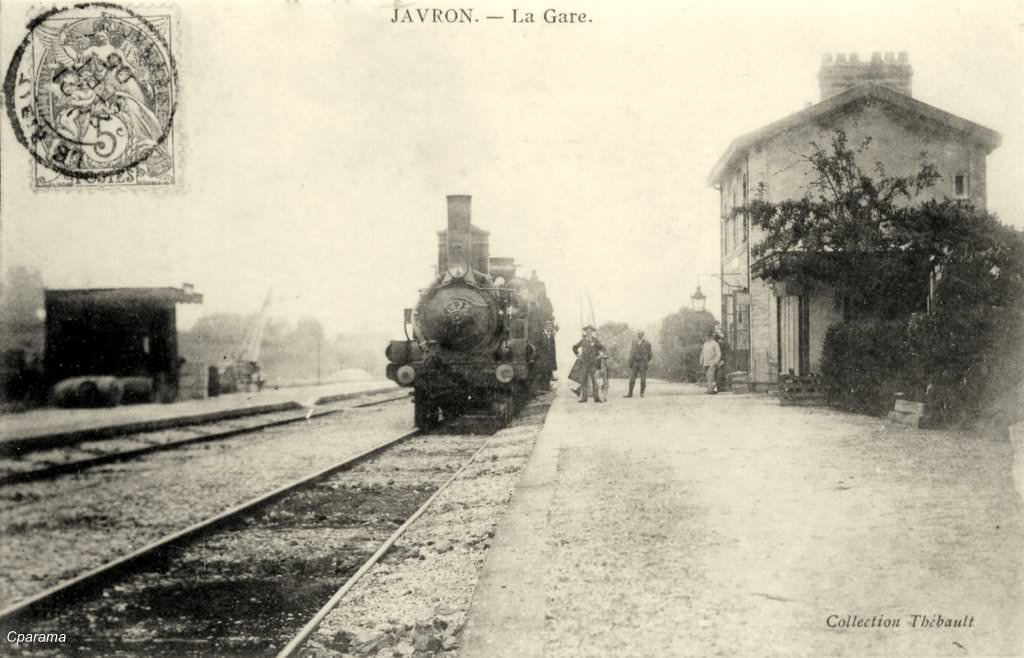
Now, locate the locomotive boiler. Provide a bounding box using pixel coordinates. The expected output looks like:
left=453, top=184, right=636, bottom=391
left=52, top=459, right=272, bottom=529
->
left=385, top=195, right=555, bottom=430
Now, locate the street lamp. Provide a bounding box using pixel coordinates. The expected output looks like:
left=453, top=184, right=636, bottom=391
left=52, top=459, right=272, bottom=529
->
left=690, top=284, right=706, bottom=311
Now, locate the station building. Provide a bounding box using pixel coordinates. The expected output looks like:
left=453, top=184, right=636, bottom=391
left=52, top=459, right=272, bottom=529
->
left=707, top=53, right=1001, bottom=390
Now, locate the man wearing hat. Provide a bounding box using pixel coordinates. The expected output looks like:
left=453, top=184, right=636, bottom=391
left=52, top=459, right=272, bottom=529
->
left=699, top=330, right=723, bottom=394
left=625, top=330, right=653, bottom=398
left=571, top=325, right=605, bottom=403
left=535, top=320, right=558, bottom=391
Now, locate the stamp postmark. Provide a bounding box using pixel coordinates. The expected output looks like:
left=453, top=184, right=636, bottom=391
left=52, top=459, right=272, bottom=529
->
left=3, top=3, right=177, bottom=189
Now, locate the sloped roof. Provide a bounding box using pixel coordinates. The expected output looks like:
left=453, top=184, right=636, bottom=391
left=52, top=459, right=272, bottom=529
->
left=707, top=83, right=1002, bottom=186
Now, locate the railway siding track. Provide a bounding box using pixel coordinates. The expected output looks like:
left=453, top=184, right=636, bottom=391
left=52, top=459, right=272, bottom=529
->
left=0, top=391, right=409, bottom=486
left=0, top=426, right=423, bottom=625
left=0, top=386, right=400, bottom=458
left=0, top=400, right=415, bottom=607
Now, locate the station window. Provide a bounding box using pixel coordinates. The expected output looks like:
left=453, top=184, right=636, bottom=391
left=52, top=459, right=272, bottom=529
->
left=954, top=174, right=969, bottom=199
left=726, top=297, right=750, bottom=350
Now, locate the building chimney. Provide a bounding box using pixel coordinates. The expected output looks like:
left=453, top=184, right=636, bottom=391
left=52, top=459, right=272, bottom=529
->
left=818, top=51, right=913, bottom=101
left=445, top=195, right=473, bottom=277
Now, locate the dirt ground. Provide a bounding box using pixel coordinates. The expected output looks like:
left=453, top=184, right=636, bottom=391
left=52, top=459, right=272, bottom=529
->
left=484, top=379, right=1024, bottom=657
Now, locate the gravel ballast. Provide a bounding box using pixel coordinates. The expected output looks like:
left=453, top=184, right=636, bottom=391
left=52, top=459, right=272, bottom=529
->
left=0, top=395, right=412, bottom=607
left=299, top=396, right=554, bottom=658
left=6, top=432, right=490, bottom=657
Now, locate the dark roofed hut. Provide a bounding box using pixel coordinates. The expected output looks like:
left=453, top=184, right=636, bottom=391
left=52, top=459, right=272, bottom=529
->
left=44, top=285, right=203, bottom=401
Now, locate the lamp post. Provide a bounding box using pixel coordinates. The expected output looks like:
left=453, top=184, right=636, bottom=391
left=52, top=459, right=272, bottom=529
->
left=690, top=284, right=706, bottom=312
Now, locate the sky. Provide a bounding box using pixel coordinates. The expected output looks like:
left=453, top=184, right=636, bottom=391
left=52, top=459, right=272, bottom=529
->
left=1, top=0, right=1022, bottom=339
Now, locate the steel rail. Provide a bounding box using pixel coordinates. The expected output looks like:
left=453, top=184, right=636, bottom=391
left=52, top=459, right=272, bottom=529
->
left=0, top=386, right=400, bottom=457
left=353, top=394, right=412, bottom=408
left=0, top=428, right=422, bottom=624
left=275, top=437, right=492, bottom=658
left=0, top=408, right=342, bottom=487
left=0, top=392, right=410, bottom=487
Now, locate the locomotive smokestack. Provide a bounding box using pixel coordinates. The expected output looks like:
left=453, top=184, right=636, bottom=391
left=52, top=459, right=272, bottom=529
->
left=445, top=195, right=473, bottom=278
left=447, top=195, right=472, bottom=232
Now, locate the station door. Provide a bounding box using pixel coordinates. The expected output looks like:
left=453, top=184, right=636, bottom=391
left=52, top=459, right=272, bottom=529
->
left=777, top=295, right=809, bottom=376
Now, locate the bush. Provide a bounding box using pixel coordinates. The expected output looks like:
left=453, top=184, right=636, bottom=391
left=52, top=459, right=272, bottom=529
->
left=679, top=345, right=704, bottom=383
left=654, top=307, right=717, bottom=382
left=906, top=306, right=1024, bottom=428
left=595, top=321, right=635, bottom=378
left=820, top=319, right=913, bottom=416
left=821, top=305, right=1024, bottom=427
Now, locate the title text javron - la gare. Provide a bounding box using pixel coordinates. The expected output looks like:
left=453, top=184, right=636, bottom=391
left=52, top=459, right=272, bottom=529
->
left=392, top=8, right=591, bottom=23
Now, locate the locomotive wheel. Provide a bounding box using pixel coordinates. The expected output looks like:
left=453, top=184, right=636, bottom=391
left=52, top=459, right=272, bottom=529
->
left=414, top=394, right=440, bottom=431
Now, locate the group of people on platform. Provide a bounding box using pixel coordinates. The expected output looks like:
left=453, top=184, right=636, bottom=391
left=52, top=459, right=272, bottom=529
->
left=566, top=325, right=655, bottom=403
left=563, top=326, right=727, bottom=402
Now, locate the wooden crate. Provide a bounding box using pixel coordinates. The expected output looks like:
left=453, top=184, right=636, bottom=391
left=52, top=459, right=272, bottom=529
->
left=727, top=371, right=749, bottom=394
left=779, top=374, right=826, bottom=407
left=888, top=397, right=925, bottom=428
left=177, top=362, right=209, bottom=400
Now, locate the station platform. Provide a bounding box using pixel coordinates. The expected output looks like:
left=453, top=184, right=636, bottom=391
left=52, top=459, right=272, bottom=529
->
left=460, top=380, right=1024, bottom=657
left=0, top=379, right=397, bottom=454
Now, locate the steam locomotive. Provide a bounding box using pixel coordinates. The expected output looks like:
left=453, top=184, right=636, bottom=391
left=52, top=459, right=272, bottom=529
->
left=385, top=195, right=555, bottom=430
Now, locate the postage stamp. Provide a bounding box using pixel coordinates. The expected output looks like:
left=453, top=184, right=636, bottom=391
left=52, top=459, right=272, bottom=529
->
left=3, top=3, right=177, bottom=189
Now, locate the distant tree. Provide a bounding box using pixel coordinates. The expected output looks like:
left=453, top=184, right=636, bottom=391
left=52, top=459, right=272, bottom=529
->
left=180, top=314, right=340, bottom=384
left=654, top=307, right=717, bottom=382
left=178, top=313, right=253, bottom=366
left=595, top=321, right=633, bottom=377
left=0, top=266, right=46, bottom=354
left=0, top=267, right=46, bottom=403
left=260, top=317, right=338, bottom=383
left=333, top=332, right=391, bottom=377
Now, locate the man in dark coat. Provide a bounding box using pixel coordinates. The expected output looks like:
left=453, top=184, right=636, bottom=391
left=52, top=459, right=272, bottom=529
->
left=542, top=320, right=557, bottom=374
left=714, top=333, right=731, bottom=393
left=626, top=330, right=653, bottom=397
left=571, top=325, right=605, bottom=403
left=533, top=320, right=558, bottom=392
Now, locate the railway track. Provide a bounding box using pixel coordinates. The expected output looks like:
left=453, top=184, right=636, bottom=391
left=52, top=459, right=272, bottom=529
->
left=275, top=438, right=490, bottom=658
left=0, top=392, right=410, bottom=487
left=0, top=424, right=490, bottom=657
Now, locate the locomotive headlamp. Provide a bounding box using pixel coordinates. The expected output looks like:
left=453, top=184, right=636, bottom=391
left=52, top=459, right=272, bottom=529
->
left=396, top=365, right=416, bottom=385
left=495, top=364, right=515, bottom=383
